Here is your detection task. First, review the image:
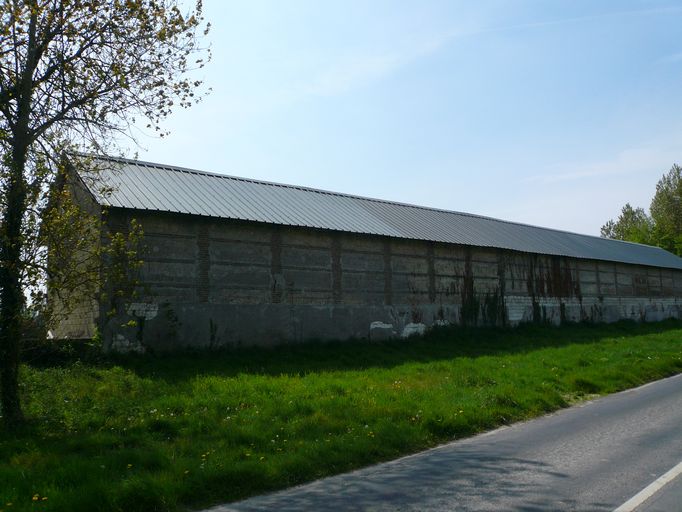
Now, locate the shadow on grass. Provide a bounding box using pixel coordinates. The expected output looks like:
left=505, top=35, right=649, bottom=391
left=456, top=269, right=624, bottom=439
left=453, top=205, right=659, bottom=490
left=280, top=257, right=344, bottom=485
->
left=5, top=319, right=681, bottom=511
left=0, top=421, right=177, bottom=512
left=26, top=319, right=682, bottom=383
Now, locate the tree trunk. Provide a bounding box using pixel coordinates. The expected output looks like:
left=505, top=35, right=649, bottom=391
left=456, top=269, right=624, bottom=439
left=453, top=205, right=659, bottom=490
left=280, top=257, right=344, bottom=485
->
left=0, top=5, right=38, bottom=429
left=0, top=148, right=28, bottom=428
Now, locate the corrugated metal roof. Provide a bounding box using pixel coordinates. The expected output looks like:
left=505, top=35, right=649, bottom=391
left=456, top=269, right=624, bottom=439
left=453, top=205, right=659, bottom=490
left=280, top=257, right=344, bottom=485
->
left=79, top=156, right=682, bottom=270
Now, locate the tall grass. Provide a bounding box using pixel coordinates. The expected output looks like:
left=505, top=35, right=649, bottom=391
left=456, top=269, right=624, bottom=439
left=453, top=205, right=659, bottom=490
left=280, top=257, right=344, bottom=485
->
left=1, top=320, right=681, bottom=511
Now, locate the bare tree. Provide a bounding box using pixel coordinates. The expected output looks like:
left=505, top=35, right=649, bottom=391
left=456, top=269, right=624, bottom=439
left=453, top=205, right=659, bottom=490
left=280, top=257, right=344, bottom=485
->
left=0, top=0, right=209, bottom=427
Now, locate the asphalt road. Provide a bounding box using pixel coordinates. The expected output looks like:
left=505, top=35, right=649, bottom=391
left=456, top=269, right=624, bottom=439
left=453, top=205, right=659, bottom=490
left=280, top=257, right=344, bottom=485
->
left=638, top=471, right=682, bottom=512
left=209, top=373, right=682, bottom=512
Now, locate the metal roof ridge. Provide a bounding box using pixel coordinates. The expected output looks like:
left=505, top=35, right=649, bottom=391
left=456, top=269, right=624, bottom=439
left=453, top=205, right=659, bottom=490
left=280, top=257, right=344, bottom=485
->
left=89, top=155, right=674, bottom=254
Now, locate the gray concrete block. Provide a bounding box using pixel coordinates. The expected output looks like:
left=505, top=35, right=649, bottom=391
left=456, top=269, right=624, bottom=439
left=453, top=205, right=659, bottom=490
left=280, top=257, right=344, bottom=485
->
left=369, top=321, right=396, bottom=341
left=341, top=252, right=384, bottom=272
left=401, top=323, right=426, bottom=338
left=281, top=246, right=331, bottom=269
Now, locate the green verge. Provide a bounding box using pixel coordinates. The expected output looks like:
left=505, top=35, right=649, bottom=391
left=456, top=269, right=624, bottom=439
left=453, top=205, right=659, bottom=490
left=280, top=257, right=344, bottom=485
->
left=1, top=320, right=682, bottom=511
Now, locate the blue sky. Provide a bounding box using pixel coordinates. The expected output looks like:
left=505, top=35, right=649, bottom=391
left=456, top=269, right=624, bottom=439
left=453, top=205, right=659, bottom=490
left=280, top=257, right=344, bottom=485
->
left=129, top=0, right=682, bottom=236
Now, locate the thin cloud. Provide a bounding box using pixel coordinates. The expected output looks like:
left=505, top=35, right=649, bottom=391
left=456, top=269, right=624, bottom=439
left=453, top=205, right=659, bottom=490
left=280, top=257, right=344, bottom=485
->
left=304, top=53, right=406, bottom=97
left=215, top=4, right=682, bottom=120
left=302, top=5, right=682, bottom=99
left=483, top=5, right=682, bottom=36
left=658, top=51, right=682, bottom=64
left=526, top=142, right=682, bottom=185
left=304, top=31, right=458, bottom=97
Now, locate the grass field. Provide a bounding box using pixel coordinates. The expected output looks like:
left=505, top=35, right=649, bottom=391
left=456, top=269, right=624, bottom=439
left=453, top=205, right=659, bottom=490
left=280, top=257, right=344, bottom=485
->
left=1, top=320, right=682, bottom=511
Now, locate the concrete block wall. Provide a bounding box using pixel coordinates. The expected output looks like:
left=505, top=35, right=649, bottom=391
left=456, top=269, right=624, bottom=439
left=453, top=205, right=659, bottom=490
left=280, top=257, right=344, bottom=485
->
left=49, top=176, right=102, bottom=339
left=96, top=209, right=682, bottom=351
left=53, top=298, right=98, bottom=339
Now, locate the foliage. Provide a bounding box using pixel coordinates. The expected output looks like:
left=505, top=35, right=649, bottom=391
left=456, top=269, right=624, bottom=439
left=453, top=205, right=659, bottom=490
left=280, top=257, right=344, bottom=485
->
left=1, top=321, right=682, bottom=511
left=35, top=173, right=101, bottom=323
left=599, top=203, right=653, bottom=245
left=101, top=217, right=145, bottom=317
left=601, top=164, right=682, bottom=255
left=33, top=180, right=146, bottom=334
left=0, top=0, right=209, bottom=426
left=650, top=164, right=682, bottom=255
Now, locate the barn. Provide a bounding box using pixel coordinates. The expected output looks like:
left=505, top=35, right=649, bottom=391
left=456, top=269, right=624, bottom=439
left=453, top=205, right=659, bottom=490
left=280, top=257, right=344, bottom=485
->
left=58, top=156, right=682, bottom=352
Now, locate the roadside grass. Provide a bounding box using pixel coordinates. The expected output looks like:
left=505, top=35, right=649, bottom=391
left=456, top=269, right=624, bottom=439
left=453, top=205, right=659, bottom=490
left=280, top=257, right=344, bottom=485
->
left=2, top=320, right=682, bottom=511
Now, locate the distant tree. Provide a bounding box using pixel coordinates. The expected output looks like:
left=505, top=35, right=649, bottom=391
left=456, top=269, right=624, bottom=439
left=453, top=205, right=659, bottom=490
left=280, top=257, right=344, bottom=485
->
left=0, top=0, right=209, bottom=428
left=650, top=164, right=682, bottom=255
left=600, top=203, right=653, bottom=245
left=601, top=164, right=682, bottom=255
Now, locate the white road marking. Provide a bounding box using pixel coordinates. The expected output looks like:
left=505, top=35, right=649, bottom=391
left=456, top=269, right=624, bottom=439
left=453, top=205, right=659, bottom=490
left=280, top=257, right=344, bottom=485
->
left=613, top=460, right=682, bottom=512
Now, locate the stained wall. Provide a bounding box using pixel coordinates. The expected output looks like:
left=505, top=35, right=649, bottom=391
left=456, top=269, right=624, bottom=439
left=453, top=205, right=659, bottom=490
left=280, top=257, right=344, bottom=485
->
left=92, top=209, right=682, bottom=351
